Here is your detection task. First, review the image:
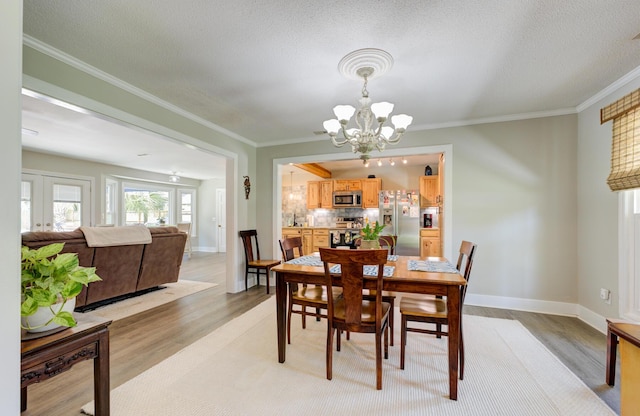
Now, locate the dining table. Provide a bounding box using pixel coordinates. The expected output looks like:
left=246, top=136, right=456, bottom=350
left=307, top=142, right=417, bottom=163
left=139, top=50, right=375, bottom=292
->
left=272, top=253, right=467, bottom=400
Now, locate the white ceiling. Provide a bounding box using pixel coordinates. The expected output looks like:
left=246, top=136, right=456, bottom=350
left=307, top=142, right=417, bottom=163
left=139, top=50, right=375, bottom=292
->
left=21, top=1, right=640, bottom=178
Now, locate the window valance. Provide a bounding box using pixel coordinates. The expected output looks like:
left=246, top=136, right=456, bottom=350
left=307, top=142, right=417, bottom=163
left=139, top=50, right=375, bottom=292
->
left=602, top=88, right=640, bottom=191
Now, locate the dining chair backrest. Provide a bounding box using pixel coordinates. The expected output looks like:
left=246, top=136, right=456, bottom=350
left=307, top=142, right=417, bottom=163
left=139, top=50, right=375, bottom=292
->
left=176, top=222, right=191, bottom=236
left=456, top=240, right=477, bottom=302
left=379, top=235, right=397, bottom=255
left=239, top=229, right=261, bottom=263
left=279, top=237, right=304, bottom=261
left=319, top=248, right=388, bottom=328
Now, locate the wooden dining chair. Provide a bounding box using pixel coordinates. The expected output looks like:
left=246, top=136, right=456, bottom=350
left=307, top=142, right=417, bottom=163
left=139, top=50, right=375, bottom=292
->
left=239, top=230, right=280, bottom=294
left=399, top=240, right=477, bottom=379
left=280, top=237, right=338, bottom=344
left=176, top=222, right=192, bottom=259
left=362, top=234, right=398, bottom=346
left=320, top=247, right=391, bottom=390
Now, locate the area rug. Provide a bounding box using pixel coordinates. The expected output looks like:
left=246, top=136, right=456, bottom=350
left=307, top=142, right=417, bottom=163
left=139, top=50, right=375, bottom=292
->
left=79, top=280, right=216, bottom=322
left=81, top=297, right=615, bottom=416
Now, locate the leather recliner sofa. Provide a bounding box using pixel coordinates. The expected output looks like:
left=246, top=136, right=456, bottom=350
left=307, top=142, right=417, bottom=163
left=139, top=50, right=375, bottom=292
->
left=21, top=226, right=188, bottom=309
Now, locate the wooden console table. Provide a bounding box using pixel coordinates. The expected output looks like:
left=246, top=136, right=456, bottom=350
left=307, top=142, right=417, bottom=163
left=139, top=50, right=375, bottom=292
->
left=21, top=316, right=112, bottom=415
left=607, top=319, right=640, bottom=415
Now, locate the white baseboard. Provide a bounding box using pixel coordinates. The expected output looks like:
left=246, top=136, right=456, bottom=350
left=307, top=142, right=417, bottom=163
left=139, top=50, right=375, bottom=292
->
left=192, top=246, right=217, bottom=253
left=465, top=293, right=608, bottom=335
left=577, top=305, right=609, bottom=334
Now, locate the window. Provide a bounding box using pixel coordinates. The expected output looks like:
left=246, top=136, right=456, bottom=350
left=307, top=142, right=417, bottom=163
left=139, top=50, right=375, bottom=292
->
left=52, top=183, right=83, bottom=231
left=621, top=190, right=640, bottom=322
left=21, top=180, right=33, bottom=233
left=178, top=189, right=196, bottom=234
left=123, top=184, right=171, bottom=226
left=108, top=178, right=196, bottom=229
left=104, top=177, right=118, bottom=225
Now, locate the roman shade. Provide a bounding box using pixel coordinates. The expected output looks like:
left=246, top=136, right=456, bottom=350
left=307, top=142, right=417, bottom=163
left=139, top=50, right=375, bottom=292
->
left=601, top=88, right=640, bottom=191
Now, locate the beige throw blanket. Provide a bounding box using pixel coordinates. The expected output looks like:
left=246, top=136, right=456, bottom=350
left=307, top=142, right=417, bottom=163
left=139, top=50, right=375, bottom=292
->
left=80, top=226, right=152, bottom=247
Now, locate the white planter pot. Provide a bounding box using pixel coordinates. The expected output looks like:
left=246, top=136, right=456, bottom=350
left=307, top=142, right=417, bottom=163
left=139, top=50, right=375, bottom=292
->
left=22, top=297, right=76, bottom=333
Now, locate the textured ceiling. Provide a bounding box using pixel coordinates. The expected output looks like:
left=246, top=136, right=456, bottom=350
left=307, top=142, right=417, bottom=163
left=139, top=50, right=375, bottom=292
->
left=21, top=0, right=640, bottom=177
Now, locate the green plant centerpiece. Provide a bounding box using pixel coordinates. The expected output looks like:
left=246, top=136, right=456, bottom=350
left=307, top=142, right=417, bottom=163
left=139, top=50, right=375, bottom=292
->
left=21, top=243, right=101, bottom=332
left=358, top=221, right=386, bottom=249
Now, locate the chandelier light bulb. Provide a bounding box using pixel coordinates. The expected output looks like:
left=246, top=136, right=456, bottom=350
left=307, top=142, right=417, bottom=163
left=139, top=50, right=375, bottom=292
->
left=390, top=159, right=395, bottom=166
left=391, top=114, right=413, bottom=130
left=323, top=119, right=341, bottom=135
left=333, top=105, right=356, bottom=122
left=377, top=159, right=382, bottom=167
left=371, top=101, right=394, bottom=120
left=402, top=157, right=408, bottom=164
left=381, top=126, right=394, bottom=139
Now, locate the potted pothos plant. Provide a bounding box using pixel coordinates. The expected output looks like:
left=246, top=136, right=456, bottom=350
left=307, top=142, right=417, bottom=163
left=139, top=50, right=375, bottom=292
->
left=21, top=243, right=102, bottom=333
left=357, top=221, right=387, bottom=249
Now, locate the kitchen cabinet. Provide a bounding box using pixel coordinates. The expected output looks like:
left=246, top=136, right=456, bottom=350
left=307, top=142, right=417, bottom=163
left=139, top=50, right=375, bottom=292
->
left=320, top=180, right=333, bottom=208
left=334, top=179, right=362, bottom=191
left=312, top=228, right=329, bottom=253
left=306, top=181, right=321, bottom=209
left=420, top=228, right=441, bottom=257
left=302, top=229, right=313, bottom=255
left=282, top=227, right=302, bottom=240
left=419, top=175, right=440, bottom=207
left=362, top=178, right=382, bottom=208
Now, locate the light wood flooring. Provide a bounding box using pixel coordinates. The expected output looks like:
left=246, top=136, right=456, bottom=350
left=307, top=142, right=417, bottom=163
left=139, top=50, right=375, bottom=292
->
left=22, top=252, right=620, bottom=415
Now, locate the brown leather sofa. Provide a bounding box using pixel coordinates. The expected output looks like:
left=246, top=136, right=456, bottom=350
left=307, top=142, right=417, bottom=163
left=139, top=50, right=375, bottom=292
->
left=21, top=226, right=188, bottom=309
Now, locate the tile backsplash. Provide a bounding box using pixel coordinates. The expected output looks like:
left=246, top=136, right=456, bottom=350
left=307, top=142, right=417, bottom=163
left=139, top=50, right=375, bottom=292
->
left=282, top=185, right=379, bottom=227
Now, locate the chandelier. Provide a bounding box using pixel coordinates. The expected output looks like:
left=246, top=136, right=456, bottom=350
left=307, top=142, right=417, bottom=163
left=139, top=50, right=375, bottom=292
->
left=323, top=49, right=413, bottom=164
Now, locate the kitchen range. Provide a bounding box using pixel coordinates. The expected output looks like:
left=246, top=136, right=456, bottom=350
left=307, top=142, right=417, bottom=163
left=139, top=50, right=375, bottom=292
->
left=330, top=217, right=363, bottom=249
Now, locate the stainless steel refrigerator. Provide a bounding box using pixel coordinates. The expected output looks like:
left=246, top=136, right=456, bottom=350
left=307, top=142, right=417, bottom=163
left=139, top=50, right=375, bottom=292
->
left=379, top=190, right=420, bottom=256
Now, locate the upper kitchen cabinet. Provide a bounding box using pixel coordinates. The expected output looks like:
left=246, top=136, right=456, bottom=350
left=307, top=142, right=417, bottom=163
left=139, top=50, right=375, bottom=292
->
left=419, top=175, right=440, bottom=207
left=320, top=180, right=333, bottom=208
left=362, top=178, right=382, bottom=208
left=307, top=181, right=320, bottom=208
left=334, top=179, right=362, bottom=191
left=306, top=180, right=333, bottom=209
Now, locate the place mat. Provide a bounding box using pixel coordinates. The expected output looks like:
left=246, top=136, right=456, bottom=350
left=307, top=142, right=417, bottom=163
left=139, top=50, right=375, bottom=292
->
left=408, top=259, right=459, bottom=273
left=285, top=254, right=323, bottom=266
left=329, top=264, right=395, bottom=277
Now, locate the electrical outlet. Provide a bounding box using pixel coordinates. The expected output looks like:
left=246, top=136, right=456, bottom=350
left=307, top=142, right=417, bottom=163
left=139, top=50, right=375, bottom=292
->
left=600, top=288, right=611, bottom=304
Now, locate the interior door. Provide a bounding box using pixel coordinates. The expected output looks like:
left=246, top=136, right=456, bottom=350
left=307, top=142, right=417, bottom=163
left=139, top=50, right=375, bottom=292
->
left=216, top=188, right=226, bottom=252
left=22, top=173, right=92, bottom=232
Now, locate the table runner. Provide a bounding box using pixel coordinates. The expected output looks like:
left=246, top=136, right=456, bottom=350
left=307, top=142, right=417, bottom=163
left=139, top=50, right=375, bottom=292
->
left=407, top=259, right=459, bottom=273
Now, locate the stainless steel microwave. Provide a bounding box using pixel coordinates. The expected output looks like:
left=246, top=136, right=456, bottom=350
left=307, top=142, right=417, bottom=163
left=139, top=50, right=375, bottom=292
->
left=333, top=191, right=362, bottom=208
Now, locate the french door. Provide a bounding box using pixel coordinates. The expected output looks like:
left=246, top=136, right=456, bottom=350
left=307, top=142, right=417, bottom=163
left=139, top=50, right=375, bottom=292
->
left=21, top=172, right=92, bottom=232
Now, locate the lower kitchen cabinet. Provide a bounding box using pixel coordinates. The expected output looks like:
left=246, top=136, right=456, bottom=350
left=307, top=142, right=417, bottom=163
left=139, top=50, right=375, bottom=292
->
left=420, top=228, right=441, bottom=258
left=302, top=229, right=313, bottom=255
left=312, top=228, right=329, bottom=253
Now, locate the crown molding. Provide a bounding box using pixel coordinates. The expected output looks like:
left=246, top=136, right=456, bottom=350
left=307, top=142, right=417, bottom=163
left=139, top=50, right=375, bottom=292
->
left=577, top=64, right=640, bottom=112
left=22, top=35, right=256, bottom=148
